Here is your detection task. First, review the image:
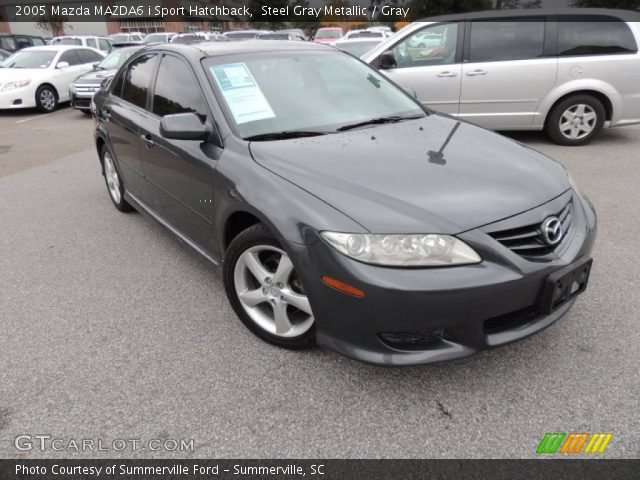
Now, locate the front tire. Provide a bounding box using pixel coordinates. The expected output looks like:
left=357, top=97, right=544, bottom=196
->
left=545, top=94, right=605, bottom=146
left=100, top=145, right=133, bottom=212
left=223, top=224, right=316, bottom=350
left=35, top=85, right=58, bottom=113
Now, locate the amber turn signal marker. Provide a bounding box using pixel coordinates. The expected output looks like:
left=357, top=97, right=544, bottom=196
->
left=321, top=276, right=365, bottom=298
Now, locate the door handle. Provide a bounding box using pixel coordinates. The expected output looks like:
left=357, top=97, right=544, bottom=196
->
left=140, top=133, right=155, bottom=149
left=436, top=71, right=458, bottom=78
left=466, top=69, right=487, bottom=77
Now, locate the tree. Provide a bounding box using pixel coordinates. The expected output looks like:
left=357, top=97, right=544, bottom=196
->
left=36, top=7, right=69, bottom=37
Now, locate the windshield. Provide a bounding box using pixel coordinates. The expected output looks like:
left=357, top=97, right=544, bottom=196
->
left=316, top=29, right=341, bottom=39
left=143, top=34, right=166, bottom=43
left=98, top=50, right=134, bottom=70
left=335, top=41, right=381, bottom=57
left=0, top=37, right=17, bottom=50
left=1, top=50, right=56, bottom=68
left=224, top=32, right=258, bottom=40
left=109, top=34, right=129, bottom=42
left=204, top=50, right=424, bottom=139
left=53, top=38, right=82, bottom=45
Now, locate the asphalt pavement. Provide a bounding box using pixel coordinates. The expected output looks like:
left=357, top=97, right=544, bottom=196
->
left=0, top=106, right=638, bottom=459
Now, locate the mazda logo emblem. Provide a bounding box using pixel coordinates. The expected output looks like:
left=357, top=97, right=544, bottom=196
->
left=541, top=217, right=563, bottom=246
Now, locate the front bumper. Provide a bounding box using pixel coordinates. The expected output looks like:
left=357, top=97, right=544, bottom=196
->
left=288, top=190, right=597, bottom=366
left=69, top=91, right=94, bottom=111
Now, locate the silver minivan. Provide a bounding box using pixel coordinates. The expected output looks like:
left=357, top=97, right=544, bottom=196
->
left=363, top=9, right=640, bottom=145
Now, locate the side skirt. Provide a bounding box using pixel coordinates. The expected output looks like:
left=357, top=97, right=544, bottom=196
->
left=124, top=190, right=221, bottom=266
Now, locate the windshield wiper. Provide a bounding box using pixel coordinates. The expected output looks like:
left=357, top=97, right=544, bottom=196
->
left=336, top=114, right=425, bottom=132
left=245, top=131, right=329, bottom=141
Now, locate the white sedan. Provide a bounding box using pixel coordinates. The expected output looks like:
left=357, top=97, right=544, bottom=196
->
left=0, top=45, right=105, bottom=112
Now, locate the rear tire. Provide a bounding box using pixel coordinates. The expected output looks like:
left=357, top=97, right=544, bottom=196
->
left=545, top=94, right=605, bottom=146
left=223, top=224, right=316, bottom=350
left=100, top=145, right=133, bottom=212
left=35, top=85, right=58, bottom=113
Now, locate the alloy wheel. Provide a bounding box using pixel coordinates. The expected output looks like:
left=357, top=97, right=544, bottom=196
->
left=103, top=151, right=122, bottom=204
left=559, top=104, right=597, bottom=140
left=233, top=245, right=314, bottom=338
left=39, top=89, right=56, bottom=111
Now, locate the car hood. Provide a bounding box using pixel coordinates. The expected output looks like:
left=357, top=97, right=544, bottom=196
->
left=0, top=68, right=49, bottom=82
left=249, top=114, right=570, bottom=234
left=73, top=69, right=116, bottom=83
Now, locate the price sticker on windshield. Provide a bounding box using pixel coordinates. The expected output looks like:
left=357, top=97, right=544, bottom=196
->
left=210, top=63, right=276, bottom=124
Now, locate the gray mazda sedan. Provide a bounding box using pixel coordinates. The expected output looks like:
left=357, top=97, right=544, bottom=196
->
left=93, top=41, right=596, bottom=366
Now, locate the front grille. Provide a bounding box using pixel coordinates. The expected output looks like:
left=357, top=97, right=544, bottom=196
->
left=73, top=98, right=91, bottom=108
left=488, top=200, right=573, bottom=257
left=74, top=84, right=100, bottom=94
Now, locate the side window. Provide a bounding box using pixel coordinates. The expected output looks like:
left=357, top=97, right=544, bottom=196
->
left=558, top=20, right=637, bottom=56
left=15, top=36, right=31, bottom=49
left=59, top=50, right=81, bottom=66
left=78, top=49, right=103, bottom=64
left=391, top=23, right=459, bottom=68
left=120, top=54, right=157, bottom=109
left=86, top=38, right=97, bottom=49
left=111, top=70, right=126, bottom=97
left=98, top=39, right=110, bottom=51
left=469, top=21, right=545, bottom=62
left=152, top=55, right=208, bottom=120
left=31, top=37, right=45, bottom=46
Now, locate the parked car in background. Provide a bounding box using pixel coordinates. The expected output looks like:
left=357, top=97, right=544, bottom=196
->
left=283, top=29, right=309, bottom=41
left=51, top=36, right=113, bottom=53
left=0, top=45, right=105, bottom=112
left=257, top=32, right=305, bottom=41
left=364, top=9, right=640, bottom=145
left=69, top=45, right=142, bottom=114
left=109, top=32, right=144, bottom=43
left=0, top=48, right=10, bottom=62
left=170, top=33, right=201, bottom=44
left=0, top=33, right=46, bottom=53
left=143, top=32, right=177, bottom=44
left=343, top=29, right=390, bottom=40
left=334, top=38, right=385, bottom=58
left=92, top=41, right=596, bottom=366
left=223, top=30, right=270, bottom=41
left=313, top=27, right=343, bottom=44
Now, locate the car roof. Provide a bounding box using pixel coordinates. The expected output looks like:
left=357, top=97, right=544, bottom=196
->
left=418, top=7, right=640, bottom=22
left=185, top=40, right=330, bottom=56
left=0, top=33, right=43, bottom=38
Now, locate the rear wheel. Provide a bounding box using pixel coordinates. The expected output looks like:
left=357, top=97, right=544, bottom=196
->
left=223, top=224, right=316, bottom=350
left=35, top=85, right=58, bottom=113
left=545, top=94, right=605, bottom=146
left=101, top=145, right=133, bottom=212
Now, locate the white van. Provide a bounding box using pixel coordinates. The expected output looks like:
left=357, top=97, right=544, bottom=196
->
left=363, top=9, right=640, bottom=145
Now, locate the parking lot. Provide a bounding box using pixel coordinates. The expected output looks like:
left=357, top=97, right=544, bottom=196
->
left=0, top=105, right=639, bottom=459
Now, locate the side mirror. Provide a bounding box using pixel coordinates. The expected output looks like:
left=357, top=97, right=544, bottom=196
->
left=92, top=62, right=100, bottom=70
left=56, top=61, right=70, bottom=69
left=379, top=51, right=396, bottom=69
left=160, top=112, right=209, bottom=141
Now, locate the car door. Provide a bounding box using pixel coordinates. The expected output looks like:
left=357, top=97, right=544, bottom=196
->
left=374, top=23, right=463, bottom=115
left=459, top=18, right=558, bottom=129
left=53, top=50, right=88, bottom=100
left=138, top=53, right=220, bottom=253
left=102, top=53, right=158, bottom=197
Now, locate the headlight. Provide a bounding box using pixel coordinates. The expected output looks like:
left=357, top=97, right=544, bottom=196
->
left=1, top=79, right=31, bottom=92
left=321, top=232, right=482, bottom=267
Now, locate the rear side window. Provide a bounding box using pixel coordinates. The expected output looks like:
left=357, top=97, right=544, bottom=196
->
left=59, top=50, right=82, bottom=66
left=558, top=20, right=637, bottom=56
left=120, top=54, right=157, bottom=109
left=469, top=21, right=545, bottom=62
left=31, top=38, right=45, bottom=46
left=86, top=38, right=97, bottom=48
left=152, top=55, right=207, bottom=120
left=98, top=39, right=110, bottom=51
left=78, top=49, right=103, bottom=63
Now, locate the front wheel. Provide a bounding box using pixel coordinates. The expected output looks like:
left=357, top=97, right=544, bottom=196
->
left=223, top=224, right=316, bottom=349
left=101, top=145, right=133, bottom=212
left=35, top=85, right=58, bottom=113
left=545, top=95, right=605, bottom=146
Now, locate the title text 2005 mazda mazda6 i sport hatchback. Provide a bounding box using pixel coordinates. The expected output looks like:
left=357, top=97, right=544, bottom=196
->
left=93, top=41, right=597, bottom=366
